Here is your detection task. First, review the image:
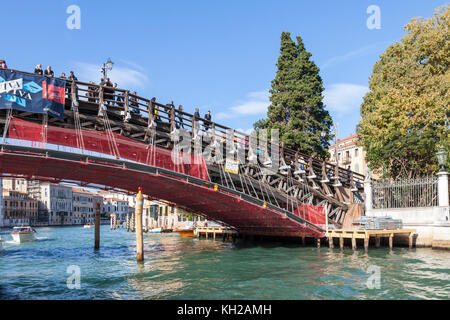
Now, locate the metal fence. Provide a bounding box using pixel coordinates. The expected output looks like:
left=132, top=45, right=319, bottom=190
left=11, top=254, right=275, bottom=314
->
left=372, top=176, right=439, bottom=209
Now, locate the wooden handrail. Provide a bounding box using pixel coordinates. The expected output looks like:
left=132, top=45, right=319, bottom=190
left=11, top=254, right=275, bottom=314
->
left=3, top=67, right=365, bottom=182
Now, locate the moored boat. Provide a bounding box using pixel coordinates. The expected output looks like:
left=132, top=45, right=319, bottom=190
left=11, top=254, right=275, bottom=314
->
left=11, top=226, right=36, bottom=243
left=175, top=229, right=195, bottom=237
left=148, top=227, right=162, bottom=233
left=83, top=223, right=93, bottom=228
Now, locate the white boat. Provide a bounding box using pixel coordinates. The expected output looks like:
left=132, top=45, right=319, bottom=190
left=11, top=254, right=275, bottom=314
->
left=148, top=227, right=162, bottom=233
left=11, top=226, right=36, bottom=243
left=83, top=223, right=94, bottom=228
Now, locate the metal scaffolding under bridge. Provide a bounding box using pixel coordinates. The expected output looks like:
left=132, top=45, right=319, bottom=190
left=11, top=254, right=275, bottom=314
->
left=0, top=69, right=365, bottom=238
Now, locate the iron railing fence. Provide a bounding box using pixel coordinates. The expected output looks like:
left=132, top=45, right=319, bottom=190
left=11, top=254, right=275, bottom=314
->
left=372, top=176, right=439, bottom=209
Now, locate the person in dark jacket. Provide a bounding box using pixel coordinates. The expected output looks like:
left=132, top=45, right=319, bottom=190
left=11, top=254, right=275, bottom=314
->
left=34, top=64, right=43, bottom=75
left=177, top=105, right=184, bottom=129
left=68, top=71, right=79, bottom=100
left=204, top=110, right=212, bottom=131
left=44, top=66, right=54, bottom=77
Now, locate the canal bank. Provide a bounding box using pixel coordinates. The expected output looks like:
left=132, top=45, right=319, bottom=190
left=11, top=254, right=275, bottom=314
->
left=1, top=226, right=449, bottom=300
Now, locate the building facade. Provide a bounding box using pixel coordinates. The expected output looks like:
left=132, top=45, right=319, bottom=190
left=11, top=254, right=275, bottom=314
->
left=72, top=188, right=95, bottom=225
left=102, top=198, right=130, bottom=222
left=328, top=134, right=367, bottom=175
left=40, top=183, right=73, bottom=226
left=1, top=188, right=38, bottom=227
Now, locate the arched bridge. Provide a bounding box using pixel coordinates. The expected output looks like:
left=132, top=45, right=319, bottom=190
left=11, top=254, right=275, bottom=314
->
left=0, top=69, right=365, bottom=238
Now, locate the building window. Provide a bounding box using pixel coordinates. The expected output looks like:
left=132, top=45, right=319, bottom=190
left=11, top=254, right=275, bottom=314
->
left=355, top=148, right=359, bottom=157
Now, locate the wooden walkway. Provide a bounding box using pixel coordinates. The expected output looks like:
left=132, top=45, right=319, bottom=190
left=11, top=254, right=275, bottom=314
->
left=326, top=229, right=417, bottom=251
left=195, top=227, right=237, bottom=240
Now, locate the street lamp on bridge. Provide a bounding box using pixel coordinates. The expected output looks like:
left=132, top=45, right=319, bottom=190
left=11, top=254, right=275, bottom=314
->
left=101, top=57, right=114, bottom=79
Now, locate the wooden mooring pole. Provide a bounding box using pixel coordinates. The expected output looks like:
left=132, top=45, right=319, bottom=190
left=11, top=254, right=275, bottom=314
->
left=135, top=188, right=144, bottom=262
left=136, top=187, right=144, bottom=262
left=94, top=202, right=100, bottom=250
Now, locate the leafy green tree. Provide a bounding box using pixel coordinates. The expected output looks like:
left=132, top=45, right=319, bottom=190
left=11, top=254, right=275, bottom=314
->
left=358, top=5, right=449, bottom=179
left=254, top=32, right=333, bottom=158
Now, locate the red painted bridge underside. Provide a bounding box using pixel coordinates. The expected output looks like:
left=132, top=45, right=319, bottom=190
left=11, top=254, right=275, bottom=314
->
left=1, top=118, right=326, bottom=238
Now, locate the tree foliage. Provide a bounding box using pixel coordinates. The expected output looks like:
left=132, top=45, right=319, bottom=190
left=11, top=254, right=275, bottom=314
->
left=254, top=32, right=333, bottom=158
left=357, top=5, right=450, bottom=179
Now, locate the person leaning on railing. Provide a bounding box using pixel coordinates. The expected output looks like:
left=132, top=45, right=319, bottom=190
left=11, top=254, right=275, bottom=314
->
left=87, top=81, right=97, bottom=103
left=130, top=92, right=140, bottom=114
left=34, top=64, right=43, bottom=75
left=44, top=65, right=54, bottom=77
left=204, top=110, right=212, bottom=131
left=151, top=97, right=160, bottom=121
left=177, top=105, right=184, bottom=129
left=114, top=83, right=124, bottom=107
left=68, top=71, right=79, bottom=100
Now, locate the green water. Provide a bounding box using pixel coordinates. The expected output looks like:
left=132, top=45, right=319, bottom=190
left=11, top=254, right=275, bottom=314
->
left=0, top=226, right=449, bottom=300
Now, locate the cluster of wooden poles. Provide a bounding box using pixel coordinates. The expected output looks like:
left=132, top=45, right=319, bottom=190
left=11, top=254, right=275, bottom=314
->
left=94, top=187, right=145, bottom=262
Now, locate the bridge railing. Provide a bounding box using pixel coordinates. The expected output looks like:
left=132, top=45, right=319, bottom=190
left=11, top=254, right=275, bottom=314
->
left=4, top=68, right=364, bottom=186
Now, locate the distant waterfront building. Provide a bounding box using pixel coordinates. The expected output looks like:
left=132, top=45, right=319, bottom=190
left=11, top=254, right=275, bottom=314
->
left=1, top=188, right=38, bottom=227
left=328, top=134, right=367, bottom=175
left=2, top=178, right=29, bottom=194
left=143, top=200, right=207, bottom=229
left=102, top=198, right=129, bottom=222
left=40, top=183, right=73, bottom=226
left=72, top=188, right=95, bottom=225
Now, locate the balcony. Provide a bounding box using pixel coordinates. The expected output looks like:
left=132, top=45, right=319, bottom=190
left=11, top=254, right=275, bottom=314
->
left=342, top=155, right=352, bottom=165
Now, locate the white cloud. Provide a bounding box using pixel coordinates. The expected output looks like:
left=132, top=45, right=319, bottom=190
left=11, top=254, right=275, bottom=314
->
left=74, top=62, right=149, bottom=89
left=216, top=90, right=270, bottom=120
left=235, top=128, right=255, bottom=135
left=324, top=83, right=369, bottom=114
left=320, top=42, right=386, bottom=70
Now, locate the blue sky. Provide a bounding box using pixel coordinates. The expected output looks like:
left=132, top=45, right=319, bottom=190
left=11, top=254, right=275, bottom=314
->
left=1, top=0, right=446, bottom=140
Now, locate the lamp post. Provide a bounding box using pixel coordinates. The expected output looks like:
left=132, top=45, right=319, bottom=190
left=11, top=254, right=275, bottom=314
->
left=101, top=57, right=114, bottom=79
left=436, top=146, right=449, bottom=207
left=436, top=146, right=448, bottom=172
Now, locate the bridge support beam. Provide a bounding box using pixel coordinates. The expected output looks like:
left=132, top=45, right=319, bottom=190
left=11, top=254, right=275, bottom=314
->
left=94, top=202, right=100, bottom=250
left=136, top=187, right=144, bottom=262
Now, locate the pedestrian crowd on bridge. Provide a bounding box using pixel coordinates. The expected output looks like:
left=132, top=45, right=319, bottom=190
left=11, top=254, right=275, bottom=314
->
left=0, top=59, right=214, bottom=131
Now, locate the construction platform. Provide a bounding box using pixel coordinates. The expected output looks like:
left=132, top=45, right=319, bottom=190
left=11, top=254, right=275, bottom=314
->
left=325, top=229, right=417, bottom=251
left=195, top=227, right=238, bottom=240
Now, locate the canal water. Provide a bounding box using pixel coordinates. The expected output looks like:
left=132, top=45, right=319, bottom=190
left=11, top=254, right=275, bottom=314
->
left=0, top=226, right=449, bottom=300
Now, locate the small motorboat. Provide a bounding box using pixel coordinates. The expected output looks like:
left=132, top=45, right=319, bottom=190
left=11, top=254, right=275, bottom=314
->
left=11, top=226, right=36, bottom=243
left=83, top=223, right=94, bottom=228
left=148, top=227, right=162, bottom=233
left=175, top=229, right=195, bottom=237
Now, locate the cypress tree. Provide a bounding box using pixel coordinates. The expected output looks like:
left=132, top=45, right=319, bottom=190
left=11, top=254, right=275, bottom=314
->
left=255, top=32, right=332, bottom=158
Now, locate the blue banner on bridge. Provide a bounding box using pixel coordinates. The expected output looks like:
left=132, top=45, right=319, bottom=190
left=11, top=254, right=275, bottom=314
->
left=0, top=70, right=65, bottom=119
